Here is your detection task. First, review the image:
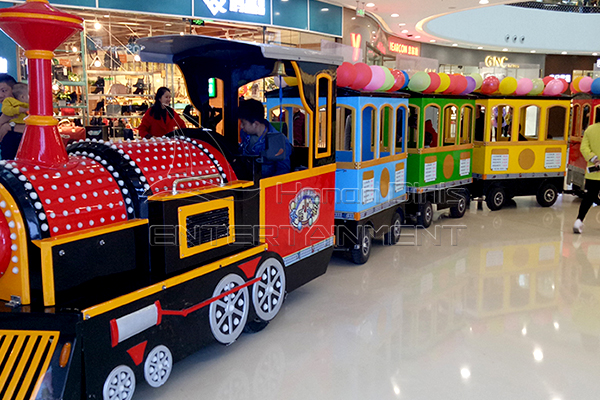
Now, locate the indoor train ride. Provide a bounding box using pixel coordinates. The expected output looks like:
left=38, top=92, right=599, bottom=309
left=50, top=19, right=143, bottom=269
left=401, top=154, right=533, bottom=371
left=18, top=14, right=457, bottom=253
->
left=0, top=2, right=341, bottom=398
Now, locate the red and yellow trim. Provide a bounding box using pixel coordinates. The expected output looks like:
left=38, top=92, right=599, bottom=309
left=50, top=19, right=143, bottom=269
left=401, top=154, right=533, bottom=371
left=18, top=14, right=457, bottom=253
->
left=24, top=50, right=53, bottom=60
left=0, top=12, right=82, bottom=25
left=291, top=61, right=314, bottom=169
left=25, top=115, right=58, bottom=126
left=314, top=72, right=333, bottom=159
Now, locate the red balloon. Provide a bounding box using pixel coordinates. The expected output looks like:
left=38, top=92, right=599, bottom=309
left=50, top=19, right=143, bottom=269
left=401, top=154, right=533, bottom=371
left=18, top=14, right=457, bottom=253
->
left=388, top=69, right=405, bottom=92
left=337, top=62, right=357, bottom=87
left=480, top=76, right=500, bottom=95
left=350, top=63, right=372, bottom=90
left=452, top=75, right=468, bottom=95
left=542, top=76, right=553, bottom=85
left=423, top=72, right=441, bottom=93
left=558, top=78, right=568, bottom=93
left=443, top=74, right=458, bottom=94
left=570, top=81, right=578, bottom=94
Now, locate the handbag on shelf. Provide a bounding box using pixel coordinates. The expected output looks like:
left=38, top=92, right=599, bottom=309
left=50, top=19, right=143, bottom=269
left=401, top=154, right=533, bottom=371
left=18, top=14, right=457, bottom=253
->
left=106, top=103, right=121, bottom=116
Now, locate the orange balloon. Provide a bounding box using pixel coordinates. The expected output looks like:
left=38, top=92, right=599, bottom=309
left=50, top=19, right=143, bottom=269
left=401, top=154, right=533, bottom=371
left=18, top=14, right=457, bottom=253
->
left=573, top=76, right=584, bottom=92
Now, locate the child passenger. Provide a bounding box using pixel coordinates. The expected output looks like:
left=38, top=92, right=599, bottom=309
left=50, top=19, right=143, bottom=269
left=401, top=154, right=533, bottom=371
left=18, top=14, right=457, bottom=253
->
left=0, top=83, right=28, bottom=160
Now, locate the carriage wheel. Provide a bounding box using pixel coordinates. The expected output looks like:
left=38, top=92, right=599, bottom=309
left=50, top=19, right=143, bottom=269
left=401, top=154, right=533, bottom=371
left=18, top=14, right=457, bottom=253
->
left=103, top=365, right=136, bottom=400
left=209, top=274, right=249, bottom=344
left=383, top=213, right=402, bottom=245
left=252, top=257, right=286, bottom=322
left=144, top=345, right=173, bottom=388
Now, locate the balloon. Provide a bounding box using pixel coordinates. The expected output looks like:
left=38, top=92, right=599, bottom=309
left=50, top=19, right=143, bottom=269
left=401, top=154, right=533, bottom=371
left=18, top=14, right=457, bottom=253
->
left=408, top=71, right=431, bottom=92
left=579, top=76, right=593, bottom=93
left=515, top=78, right=533, bottom=96
left=529, top=78, right=544, bottom=95
left=443, top=74, right=458, bottom=94
left=379, top=68, right=395, bottom=91
left=423, top=72, right=441, bottom=93
left=283, top=76, right=298, bottom=86
left=499, top=77, right=518, bottom=95
left=436, top=73, right=451, bottom=93
left=591, top=78, right=600, bottom=95
left=337, top=62, right=357, bottom=87
left=461, top=76, right=477, bottom=95
left=363, top=65, right=386, bottom=91
left=543, top=79, right=563, bottom=96
left=469, top=73, right=483, bottom=90
left=452, top=74, right=468, bottom=95
left=350, top=63, right=372, bottom=90
left=400, top=71, right=410, bottom=90
left=542, top=76, right=554, bottom=86
left=573, top=76, right=583, bottom=92
left=388, top=69, right=405, bottom=92
left=570, top=81, right=578, bottom=94
left=480, top=76, right=500, bottom=95
left=558, top=78, right=568, bottom=94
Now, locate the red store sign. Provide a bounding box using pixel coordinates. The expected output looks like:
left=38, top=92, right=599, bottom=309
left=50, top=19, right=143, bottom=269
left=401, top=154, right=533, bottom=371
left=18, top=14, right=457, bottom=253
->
left=388, top=37, right=420, bottom=57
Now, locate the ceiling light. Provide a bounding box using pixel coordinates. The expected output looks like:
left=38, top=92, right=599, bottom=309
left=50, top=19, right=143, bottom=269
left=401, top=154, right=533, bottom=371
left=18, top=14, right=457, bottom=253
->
left=166, top=23, right=172, bottom=26
left=430, top=39, right=436, bottom=42
left=72, top=46, right=77, bottom=52
left=401, top=29, right=408, bottom=33
left=479, top=0, right=489, bottom=3
left=561, top=51, right=567, bottom=54
left=321, top=7, right=329, bottom=11
left=503, top=48, right=509, bottom=51
left=372, top=31, right=376, bottom=33
left=415, top=36, right=420, bottom=38
left=530, top=50, right=536, bottom=53
left=477, top=46, right=483, bottom=49
left=180, top=32, right=184, bottom=36
left=103, top=15, right=110, bottom=18
left=94, top=21, right=102, bottom=30
left=460, top=368, right=471, bottom=379
left=391, top=13, right=399, bottom=17
left=275, top=11, right=280, bottom=15
left=134, top=54, right=141, bottom=62
left=398, top=23, right=406, bottom=26
left=366, top=2, right=375, bottom=7
left=93, top=58, right=101, bottom=68
left=452, top=43, right=458, bottom=46
left=533, top=348, right=544, bottom=362
left=351, top=17, right=356, bottom=19
left=281, top=0, right=289, bottom=2
left=593, top=52, right=598, bottom=56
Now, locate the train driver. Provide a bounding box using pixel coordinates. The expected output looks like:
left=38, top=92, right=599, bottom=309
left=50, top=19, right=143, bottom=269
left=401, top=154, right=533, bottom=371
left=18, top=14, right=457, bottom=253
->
left=238, top=99, right=292, bottom=178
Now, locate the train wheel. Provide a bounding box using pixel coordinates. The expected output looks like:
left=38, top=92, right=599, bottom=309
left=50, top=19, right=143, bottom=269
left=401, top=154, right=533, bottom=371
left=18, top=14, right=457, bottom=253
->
left=383, top=213, right=402, bottom=245
left=209, top=274, right=249, bottom=344
left=103, top=365, right=136, bottom=400
left=416, top=201, right=433, bottom=228
left=351, top=226, right=372, bottom=264
left=450, top=192, right=468, bottom=218
left=486, top=187, right=505, bottom=211
left=144, top=345, right=173, bottom=388
left=536, top=183, right=558, bottom=207
left=252, top=258, right=286, bottom=322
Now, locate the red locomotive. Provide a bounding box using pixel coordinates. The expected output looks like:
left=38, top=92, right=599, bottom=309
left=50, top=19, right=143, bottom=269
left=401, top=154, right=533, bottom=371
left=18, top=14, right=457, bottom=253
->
left=0, top=2, right=340, bottom=399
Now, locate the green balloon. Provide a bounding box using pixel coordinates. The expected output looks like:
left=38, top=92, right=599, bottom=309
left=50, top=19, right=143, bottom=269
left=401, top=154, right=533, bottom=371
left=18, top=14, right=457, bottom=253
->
left=530, top=78, right=544, bottom=95
left=470, top=73, right=483, bottom=90
left=408, top=71, right=431, bottom=92
left=379, top=68, right=395, bottom=91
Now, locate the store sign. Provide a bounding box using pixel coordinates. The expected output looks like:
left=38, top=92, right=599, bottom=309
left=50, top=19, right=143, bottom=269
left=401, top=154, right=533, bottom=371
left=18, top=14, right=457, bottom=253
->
left=0, top=57, right=6, bottom=74
left=203, top=0, right=265, bottom=16
left=388, top=37, right=419, bottom=57
left=350, top=32, right=361, bottom=62
left=484, top=56, right=520, bottom=69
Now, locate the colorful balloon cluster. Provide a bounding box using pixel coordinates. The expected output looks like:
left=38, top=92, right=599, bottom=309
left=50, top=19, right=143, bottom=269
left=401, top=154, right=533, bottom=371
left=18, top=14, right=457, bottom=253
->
left=480, top=75, right=568, bottom=96
left=407, top=72, right=482, bottom=95
left=337, top=62, right=408, bottom=92
left=571, top=76, right=600, bottom=95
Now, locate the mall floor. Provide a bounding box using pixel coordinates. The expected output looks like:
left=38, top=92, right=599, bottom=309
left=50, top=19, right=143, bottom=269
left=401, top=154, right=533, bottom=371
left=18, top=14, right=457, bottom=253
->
left=136, top=194, right=600, bottom=400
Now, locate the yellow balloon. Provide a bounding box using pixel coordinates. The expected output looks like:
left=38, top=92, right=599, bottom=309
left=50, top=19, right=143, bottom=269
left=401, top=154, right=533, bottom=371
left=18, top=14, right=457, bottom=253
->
left=435, top=73, right=451, bottom=93
left=573, top=76, right=583, bottom=92
left=283, top=76, right=298, bottom=86
left=499, top=77, right=518, bottom=95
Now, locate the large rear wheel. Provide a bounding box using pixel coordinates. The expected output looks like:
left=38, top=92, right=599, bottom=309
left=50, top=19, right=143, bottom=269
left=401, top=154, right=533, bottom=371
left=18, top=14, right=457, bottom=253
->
left=209, top=274, right=249, bottom=344
left=416, top=201, right=433, bottom=228
left=383, top=213, right=402, bottom=245
left=350, top=226, right=372, bottom=264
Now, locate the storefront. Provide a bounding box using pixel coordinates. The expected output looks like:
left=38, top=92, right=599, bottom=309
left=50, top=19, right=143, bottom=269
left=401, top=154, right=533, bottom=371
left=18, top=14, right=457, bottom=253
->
left=0, top=2, right=16, bottom=77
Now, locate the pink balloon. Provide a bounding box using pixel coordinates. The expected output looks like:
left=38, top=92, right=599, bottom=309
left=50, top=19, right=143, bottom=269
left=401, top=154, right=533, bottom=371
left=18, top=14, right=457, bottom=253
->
left=515, top=78, right=533, bottom=96
left=579, top=76, right=593, bottom=93
left=363, top=66, right=386, bottom=91
left=543, top=79, right=563, bottom=96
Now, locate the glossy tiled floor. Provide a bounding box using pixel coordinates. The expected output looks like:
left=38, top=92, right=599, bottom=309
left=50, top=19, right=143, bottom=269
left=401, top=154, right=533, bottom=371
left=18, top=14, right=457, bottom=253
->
left=137, top=194, right=600, bottom=400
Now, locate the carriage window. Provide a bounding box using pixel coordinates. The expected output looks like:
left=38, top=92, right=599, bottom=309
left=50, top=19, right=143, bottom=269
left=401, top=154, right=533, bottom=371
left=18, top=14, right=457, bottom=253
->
left=396, top=105, right=407, bottom=153
left=443, top=105, right=458, bottom=146
left=475, top=105, right=485, bottom=141
left=379, top=105, right=393, bottom=156
left=336, top=106, right=354, bottom=151
left=460, top=106, right=473, bottom=145
left=424, top=105, right=440, bottom=148
left=291, top=108, right=307, bottom=146
left=595, top=106, right=600, bottom=124
left=519, top=105, right=540, bottom=141
left=362, top=106, right=376, bottom=161
left=491, top=105, right=513, bottom=142
left=408, top=105, right=419, bottom=149
left=315, top=76, right=332, bottom=157
left=582, top=105, right=592, bottom=133
left=547, top=106, right=567, bottom=140
left=572, top=104, right=581, bottom=137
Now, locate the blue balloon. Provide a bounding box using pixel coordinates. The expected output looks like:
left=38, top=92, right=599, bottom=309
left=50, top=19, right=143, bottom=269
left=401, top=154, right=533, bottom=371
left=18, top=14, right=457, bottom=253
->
left=591, top=78, right=600, bottom=95
left=401, top=71, right=410, bottom=90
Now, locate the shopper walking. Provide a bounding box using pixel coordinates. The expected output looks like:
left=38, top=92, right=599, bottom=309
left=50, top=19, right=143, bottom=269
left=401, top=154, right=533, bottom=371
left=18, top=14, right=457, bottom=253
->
left=574, top=123, right=600, bottom=233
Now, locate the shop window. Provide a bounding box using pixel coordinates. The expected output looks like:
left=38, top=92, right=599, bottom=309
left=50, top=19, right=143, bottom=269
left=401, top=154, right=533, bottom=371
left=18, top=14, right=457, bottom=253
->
left=547, top=106, right=567, bottom=141
left=572, top=104, right=581, bottom=137
left=407, top=105, right=419, bottom=149
left=491, top=105, right=513, bottom=142
left=518, top=105, right=540, bottom=141
left=395, top=105, right=407, bottom=153
left=362, top=106, right=376, bottom=161
left=424, top=105, right=440, bottom=148
left=336, top=105, right=354, bottom=162
left=582, top=104, right=591, bottom=133
left=459, top=105, right=473, bottom=145
left=379, top=105, right=393, bottom=157
left=442, top=105, right=458, bottom=146
left=474, top=105, right=486, bottom=142
left=315, top=76, right=332, bottom=157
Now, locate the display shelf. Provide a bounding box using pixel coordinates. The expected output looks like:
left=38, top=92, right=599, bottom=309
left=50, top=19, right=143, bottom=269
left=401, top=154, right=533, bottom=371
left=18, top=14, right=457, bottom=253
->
left=96, top=94, right=154, bottom=98
left=87, top=70, right=155, bottom=76
left=58, top=81, right=86, bottom=87
left=54, top=104, right=88, bottom=109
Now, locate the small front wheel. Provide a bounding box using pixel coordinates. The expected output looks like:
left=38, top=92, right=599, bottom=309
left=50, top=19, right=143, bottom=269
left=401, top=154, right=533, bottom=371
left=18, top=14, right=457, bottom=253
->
left=449, top=191, right=468, bottom=218
left=383, top=213, right=402, bottom=245
left=486, top=187, right=506, bottom=211
left=416, top=201, right=433, bottom=228
left=536, top=183, right=558, bottom=207
left=350, top=226, right=372, bottom=264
